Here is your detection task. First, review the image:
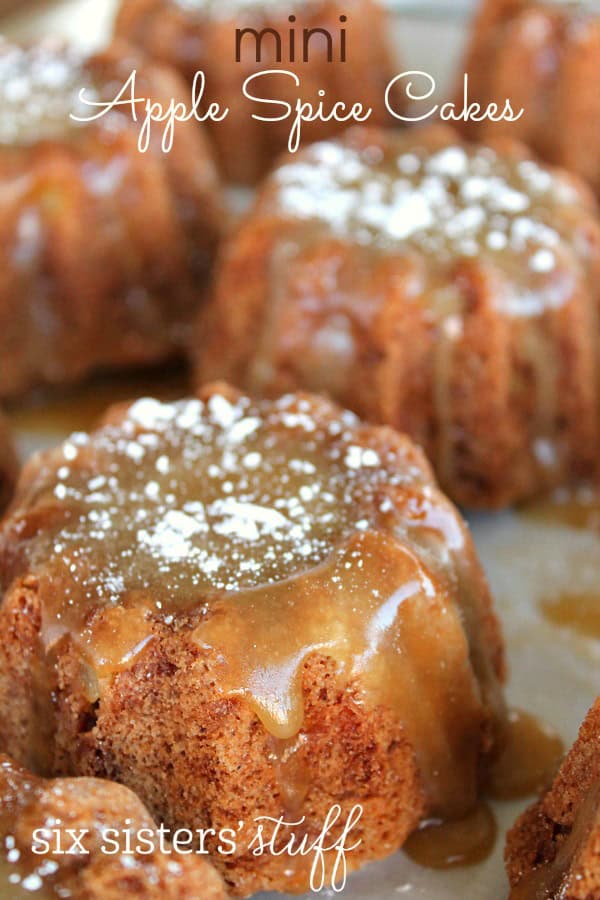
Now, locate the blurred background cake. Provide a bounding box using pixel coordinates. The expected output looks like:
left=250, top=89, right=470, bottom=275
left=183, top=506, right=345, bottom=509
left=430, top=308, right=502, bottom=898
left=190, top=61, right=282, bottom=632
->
left=460, top=0, right=600, bottom=197
left=196, top=125, right=600, bottom=509
left=115, top=0, right=399, bottom=184
left=0, top=410, right=16, bottom=512
left=0, top=38, right=224, bottom=400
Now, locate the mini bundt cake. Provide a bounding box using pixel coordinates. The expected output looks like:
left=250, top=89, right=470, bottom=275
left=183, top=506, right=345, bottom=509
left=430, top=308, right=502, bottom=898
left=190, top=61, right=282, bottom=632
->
left=0, top=384, right=506, bottom=896
left=0, top=39, right=223, bottom=399
left=0, top=411, right=17, bottom=513
left=505, top=698, right=600, bottom=899
left=196, top=126, right=600, bottom=509
left=0, top=754, right=227, bottom=899
left=115, top=0, right=397, bottom=184
left=459, top=0, right=600, bottom=196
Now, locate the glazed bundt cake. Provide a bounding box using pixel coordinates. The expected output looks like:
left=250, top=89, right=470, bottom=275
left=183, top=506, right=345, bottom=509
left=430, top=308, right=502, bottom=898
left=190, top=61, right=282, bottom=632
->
left=196, top=126, right=600, bottom=509
left=0, top=384, right=505, bottom=896
left=0, top=754, right=227, bottom=899
left=115, top=0, right=398, bottom=184
left=459, top=0, right=600, bottom=196
left=0, top=411, right=17, bottom=513
left=0, top=39, right=223, bottom=399
left=505, top=698, right=600, bottom=899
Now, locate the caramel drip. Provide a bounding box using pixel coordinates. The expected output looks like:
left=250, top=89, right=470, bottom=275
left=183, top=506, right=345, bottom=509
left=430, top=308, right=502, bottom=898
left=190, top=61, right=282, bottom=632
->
left=404, top=802, right=497, bottom=870
left=196, top=530, right=491, bottom=818
left=268, top=734, right=311, bottom=816
left=541, top=592, right=600, bottom=640
left=488, top=709, right=564, bottom=801
left=510, top=782, right=600, bottom=900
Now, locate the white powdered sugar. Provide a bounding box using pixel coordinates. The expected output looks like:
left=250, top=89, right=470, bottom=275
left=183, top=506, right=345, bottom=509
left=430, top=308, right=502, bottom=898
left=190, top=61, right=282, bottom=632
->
left=272, top=138, right=581, bottom=280
left=32, top=392, right=417, bottom=608
left=0, top=39, right=96, bottom=145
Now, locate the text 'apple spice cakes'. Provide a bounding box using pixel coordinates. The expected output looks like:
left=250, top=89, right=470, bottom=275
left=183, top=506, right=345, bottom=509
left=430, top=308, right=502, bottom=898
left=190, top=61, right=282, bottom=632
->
left=0, top=39, right=224, bottom=399
left=115, top=0, right=398, bottom=184
left=506, top=698, right=600, bottom=899
left=0, top=384, right=505, bottom=896
left=195, top=126, right=600, bottom=509
left=0, top=754, right=227, bottom=899
left=459, top=0, right=600, bottom=197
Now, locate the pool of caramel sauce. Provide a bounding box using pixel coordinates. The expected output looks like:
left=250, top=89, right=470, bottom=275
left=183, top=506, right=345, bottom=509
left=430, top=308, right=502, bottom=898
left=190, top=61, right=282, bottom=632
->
left=522, top=486, right=600, bottom=639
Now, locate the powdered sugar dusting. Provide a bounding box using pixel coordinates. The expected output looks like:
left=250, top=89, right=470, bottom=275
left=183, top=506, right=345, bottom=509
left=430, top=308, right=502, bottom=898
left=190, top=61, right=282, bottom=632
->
left=25, top=392, right=420, bottom=613
left=272, top=137, right=581, bottom=283
left=0, top=39, right=97, bottom=146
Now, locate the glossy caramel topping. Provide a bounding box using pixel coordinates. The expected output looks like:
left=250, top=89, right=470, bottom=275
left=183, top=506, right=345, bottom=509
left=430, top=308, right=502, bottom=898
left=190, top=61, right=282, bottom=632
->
left=489, top=709, right=565, bottom=801
left=1, top=390, right=503, bottom=817
left=0, top=40, right=96, bottom=146
left=404, top=803, right=497, bottom=869
left=271, top=137, right=582, bottom=298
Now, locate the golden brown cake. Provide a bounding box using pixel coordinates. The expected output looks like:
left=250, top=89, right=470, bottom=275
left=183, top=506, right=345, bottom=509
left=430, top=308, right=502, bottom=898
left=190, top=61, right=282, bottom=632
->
left=505, top=698, right=600, bottom=899
left=0, top=410, right=17, bottom=513
left=459, top=0, right=600, bottom=196
left=196, top=125, right=600, bottom=509
left=115, top=0, right=398, bottom=184
left=0, top=754, right=227, bottom=899
left=0, top=384, right=505, bottom=896
left=0, top=38, right=224, bottom=399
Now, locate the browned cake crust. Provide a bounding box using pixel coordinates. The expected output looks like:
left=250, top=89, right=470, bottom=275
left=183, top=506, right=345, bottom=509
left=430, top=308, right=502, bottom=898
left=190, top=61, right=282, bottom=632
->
left=0, top=385, right=505, bottom=896
left=0, top=411, right=17, bottom=514
left=458, top=0, right=600, bottom=197
left=195, top=125, right=600, bottom=509
left=0, top=754, right=227, bottom=899
left=506, top=699, right=600, bottom=899
left=0, top=39, right=224, bottom=399
left=115, top=0, right=398, bottom=184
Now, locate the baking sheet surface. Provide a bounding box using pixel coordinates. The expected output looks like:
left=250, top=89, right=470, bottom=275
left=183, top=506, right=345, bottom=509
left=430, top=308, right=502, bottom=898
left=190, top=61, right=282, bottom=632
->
left=2, top=3, right=599, bottom=898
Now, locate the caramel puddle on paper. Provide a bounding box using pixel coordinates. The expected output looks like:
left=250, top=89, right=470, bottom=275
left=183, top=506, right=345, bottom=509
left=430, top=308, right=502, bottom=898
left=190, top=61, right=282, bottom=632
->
left=521, top=486, right=600, bottom=639
left=488, top=709, right=564, bottom=802
left=405, top=709, right=564, bottom=870
left=522, top=485, right=600, bottom=532
left=404, top=803, right=497, bottom=870
left=541, top=592, right=600, bottom=640
left=8, top=364, right=191, bottom=438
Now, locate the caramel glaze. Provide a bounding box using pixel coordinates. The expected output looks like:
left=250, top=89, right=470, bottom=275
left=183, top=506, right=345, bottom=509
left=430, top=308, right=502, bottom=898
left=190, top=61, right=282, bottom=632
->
left=0, top=388, right=505, bottom=824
